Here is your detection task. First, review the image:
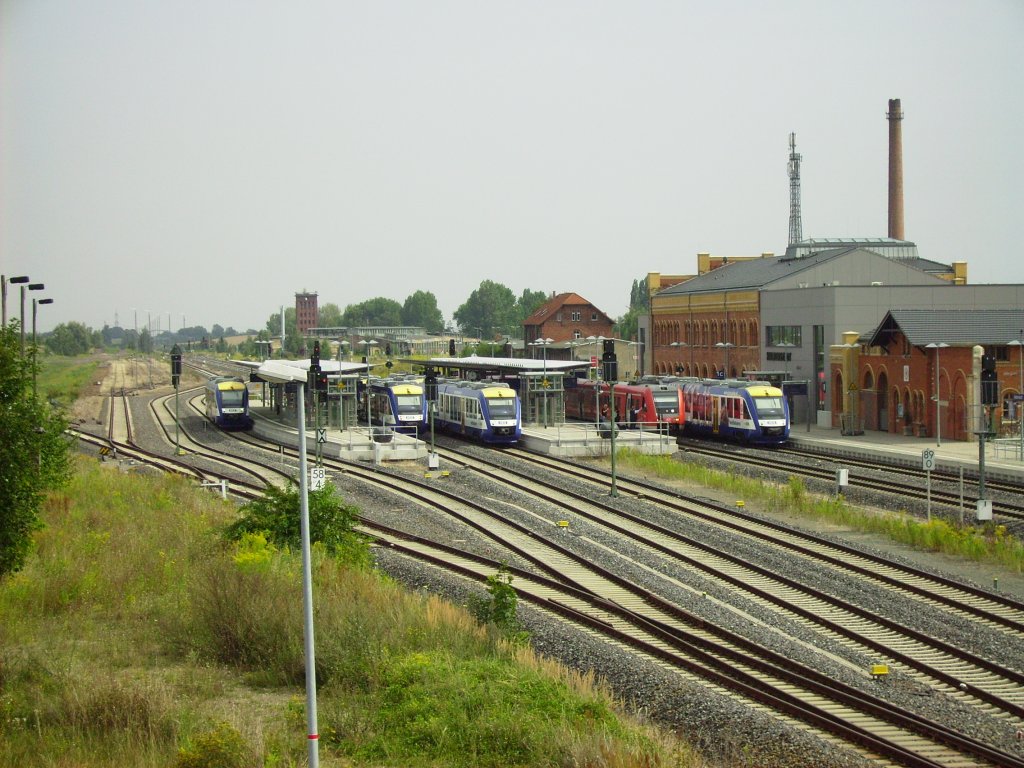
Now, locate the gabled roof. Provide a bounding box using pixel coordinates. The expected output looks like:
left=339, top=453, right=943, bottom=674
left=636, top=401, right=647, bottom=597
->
left=523, top=292, right=613, bottom=325
left=867, top=309, right=1024, bottom=348
left=658, top=248, right=853, bottom=295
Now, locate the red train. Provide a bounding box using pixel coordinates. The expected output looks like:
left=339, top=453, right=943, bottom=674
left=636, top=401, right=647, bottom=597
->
left=563, top=377, right=684, bottom=428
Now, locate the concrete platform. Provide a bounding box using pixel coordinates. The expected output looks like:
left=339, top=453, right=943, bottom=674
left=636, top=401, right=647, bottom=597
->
left=788, top=422, right=1024, bottom=484
left=520, top=422, right=677, bottom=458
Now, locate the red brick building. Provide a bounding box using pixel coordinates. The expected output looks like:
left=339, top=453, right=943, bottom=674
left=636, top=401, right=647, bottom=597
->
left=295, top=291, right=318, bottom=335
left=831, top=309, right=1024, bottom=441
left=523, top=292, right=614, bottom=346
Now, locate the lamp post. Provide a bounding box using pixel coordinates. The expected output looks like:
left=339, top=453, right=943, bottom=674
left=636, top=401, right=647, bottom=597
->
left=530, top=338, right=553, bottom=426
left=364, top=339, right=378, bottom=430
left=776, top=342, right=795, bottom=381
left=714, top=341, right=734, bottom=379
left=2, top=275, right=29, bottom=327
left=669, top=341, right=689, bottom=376
left=1009, top=335, right=1023, bottom=459
left=19, top=283, right=45, bottom=355
left=31, top=297, right=54, bottom=399
left=338, top=340, right=350, bottom=361
left=926, top=342, right=949, bottom=446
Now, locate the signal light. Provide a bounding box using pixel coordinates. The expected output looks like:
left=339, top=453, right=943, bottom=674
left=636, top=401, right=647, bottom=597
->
left=385, top=342, right=392, bottom=357
left=981, top=354, right=999, bottom=406
left=449, top=338, right=456, bottom=356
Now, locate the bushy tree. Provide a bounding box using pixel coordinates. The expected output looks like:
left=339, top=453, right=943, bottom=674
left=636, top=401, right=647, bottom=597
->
left=453, top=280, right=519, bottom=338
left=0, top=322, right=71, bottom=576
left=224, top=481, right=369, bottom=567
left=45, top=321, right=92, bottom=356
left=341, top=298, right=402, bottom=328
left=401, top=290, right=444, bottom=333
left=516, top=289, right=548, bottom=321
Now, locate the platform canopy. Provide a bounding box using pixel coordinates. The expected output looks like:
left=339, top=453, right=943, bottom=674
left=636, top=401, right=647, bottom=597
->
left=409, top=355, right=592, bottom=378
left=241, top=358, right=370, bottom=384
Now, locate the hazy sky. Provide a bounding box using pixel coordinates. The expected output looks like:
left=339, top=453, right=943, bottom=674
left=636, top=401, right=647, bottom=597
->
left=3, top=1, right=1022, bottom=335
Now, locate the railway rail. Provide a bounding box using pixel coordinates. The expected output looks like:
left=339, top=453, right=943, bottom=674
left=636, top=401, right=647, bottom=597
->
left=69, top=377, right=1024, bottom=767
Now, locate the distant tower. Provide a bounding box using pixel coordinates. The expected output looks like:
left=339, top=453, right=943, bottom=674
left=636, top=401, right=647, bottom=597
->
left=787, top=132, right=803, bottom=246
left=295, top=291, right=318, bottom=335
left=887, top=98, right=904, bottom=240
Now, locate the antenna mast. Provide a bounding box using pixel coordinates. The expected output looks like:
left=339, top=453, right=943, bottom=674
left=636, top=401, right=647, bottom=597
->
left=787, top=132, right=803, bottom=246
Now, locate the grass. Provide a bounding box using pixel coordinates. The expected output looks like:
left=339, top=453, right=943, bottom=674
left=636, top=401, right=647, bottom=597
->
left=0, top=457, right=708, bottom=768
left=37, top=354, right=102, bottom=407
left=616, top=448, right=1024, bottom=574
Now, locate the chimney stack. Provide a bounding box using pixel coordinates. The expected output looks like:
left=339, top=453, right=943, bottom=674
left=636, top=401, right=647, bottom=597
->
left=887, top=98, right=904, bottom=240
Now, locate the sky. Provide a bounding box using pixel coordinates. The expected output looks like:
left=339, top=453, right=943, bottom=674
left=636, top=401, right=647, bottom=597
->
left=3, top=1, right=1023, bottom=335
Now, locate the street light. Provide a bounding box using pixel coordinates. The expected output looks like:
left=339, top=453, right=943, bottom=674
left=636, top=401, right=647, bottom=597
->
left=32, top=297, right=54, bottom=399
left=337, top=340, right=350, bottom=361
left=669, top=341, right=689, bottom=376
left=1009, top=335, right=1023, bottom=459
left=529, top=338, right=553, bottom=426
left=22, top=283, right=45, bottom=355
left=926, top=342, right=949, bottom=446
left=2, top=275, right=29, bottom=327
left=714, top=341, right=734, bottom=379
left=776, top=342, right=795, bottom=381
left=364, top=339, right=378, bottom=430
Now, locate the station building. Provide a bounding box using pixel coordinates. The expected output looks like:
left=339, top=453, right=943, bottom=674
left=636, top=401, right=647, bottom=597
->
left=645, top=240, right=1024, bottom=439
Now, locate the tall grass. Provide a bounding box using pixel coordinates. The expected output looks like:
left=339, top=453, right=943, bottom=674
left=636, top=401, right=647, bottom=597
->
left=0, top=456, right=707, bottom=768
left=618, top=448, right=1024, bottom=573
left=38, top=355, right=102, bottom=407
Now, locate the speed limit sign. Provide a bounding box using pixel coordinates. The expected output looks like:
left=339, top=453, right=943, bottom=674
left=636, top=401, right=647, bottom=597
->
left=921, top=449, right=936, bottom=472
left=310, top=467, right=326, bottom=491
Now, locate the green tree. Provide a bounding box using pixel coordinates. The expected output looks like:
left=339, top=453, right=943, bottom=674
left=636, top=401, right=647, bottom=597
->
left=319, top=303, right=343, bottom=328
left=138, top=327, right=153, bottom=354
left=453, top=280, right=519, bottom=338
left=401, top=290, right=445, bottom=333
left=265, top=308, right=301, bottom=355
left=45, top=321, right=93, bottom=356
left=341, top=297, right=403, bottom=328
left=0, top=322, right=72, bottom=576
left=516, top=289, right=548, bottom=322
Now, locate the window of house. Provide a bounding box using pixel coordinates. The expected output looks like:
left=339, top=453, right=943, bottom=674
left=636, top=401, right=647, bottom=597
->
left=571, top=311, right=581, bottom=322
left=765, top=325, right=801, bottom=347
left=591, top=312, right=598, bottom=321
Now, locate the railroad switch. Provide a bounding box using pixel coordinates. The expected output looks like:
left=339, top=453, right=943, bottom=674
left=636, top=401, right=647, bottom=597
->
left=870, top=664, right=889, bottom=679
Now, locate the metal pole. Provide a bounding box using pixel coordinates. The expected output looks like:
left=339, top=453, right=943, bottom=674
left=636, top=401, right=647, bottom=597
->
left=295, top=383, right=320, bottom=768
left=32, top=299, right=38, bottom=399
left=935, top=346, right=941, bottom=446
left=609, top=383, right=618, bottom=497
left=174, top=383, right=181, bottom=455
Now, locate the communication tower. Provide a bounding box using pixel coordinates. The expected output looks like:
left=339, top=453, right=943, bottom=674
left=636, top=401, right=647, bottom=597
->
left=787, top=132, right=803, bottom=246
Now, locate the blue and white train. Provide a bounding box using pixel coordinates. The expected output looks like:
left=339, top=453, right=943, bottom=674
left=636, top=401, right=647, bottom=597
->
left=679, top=379, right=789, bottom=445
left=433, top=380, right=521, bottom=445
left=204, top=376, right=253, bottom=430
left=365, top=377, right=429, bottom=435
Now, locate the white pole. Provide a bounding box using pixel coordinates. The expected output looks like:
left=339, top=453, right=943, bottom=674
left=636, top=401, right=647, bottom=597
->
left=295, top=384, right=320, bottom=767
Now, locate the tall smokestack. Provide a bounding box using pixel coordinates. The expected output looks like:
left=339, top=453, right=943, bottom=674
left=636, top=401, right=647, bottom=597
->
left=887, top=98, right=904, bottom=240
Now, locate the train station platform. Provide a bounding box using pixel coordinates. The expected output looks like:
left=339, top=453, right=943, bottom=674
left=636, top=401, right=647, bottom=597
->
left=520, top=422, right=677, bottom=458
left=787, top=422, right=1024, bottom=483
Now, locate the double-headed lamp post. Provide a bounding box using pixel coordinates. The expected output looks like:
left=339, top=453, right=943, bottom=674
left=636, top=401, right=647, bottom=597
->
left=714, top=342, right=734, bottom=379
left=21, top=283, right=45, bottom=355
left=926, top=342, right=949, bottom=446
left=530, top=338, right=553, bottom=426
left=363, top=340, right=378, bottom=429
left=32, top=297, right=54, bottom=399
left=1009, top=335, right=1023, bottom=459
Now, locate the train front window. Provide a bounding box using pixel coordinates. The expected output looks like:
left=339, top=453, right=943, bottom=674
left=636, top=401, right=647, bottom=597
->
left=653, top=391, right=678, bottom=415
left=395, top=395, right=422, bottom=414
left=221, top=390, right=245, bottom=406
left=753, top=397, right=784, bottom=417
left=488, top=399, right=516, bottom=418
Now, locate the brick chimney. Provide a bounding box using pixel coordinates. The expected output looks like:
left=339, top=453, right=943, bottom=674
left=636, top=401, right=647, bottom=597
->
left=887, top=98, right=904, bottom=240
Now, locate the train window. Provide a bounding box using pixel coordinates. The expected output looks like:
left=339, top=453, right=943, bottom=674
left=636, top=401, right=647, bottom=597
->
left=489, top=399, right=516, bottom=418
left=395, top=394, right=422, bottom=414
left=753, top=396, right=784, bottom=417
left=221, top=390, right=245, bottom=406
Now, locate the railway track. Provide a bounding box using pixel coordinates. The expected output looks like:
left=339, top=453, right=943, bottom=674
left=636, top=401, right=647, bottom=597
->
left=676, top=439, right=1024, bottom=524
left=76, top=383, right=1024, bottom=766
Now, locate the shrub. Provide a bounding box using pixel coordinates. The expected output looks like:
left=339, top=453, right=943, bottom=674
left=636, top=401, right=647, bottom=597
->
left=176, top=721, right=255, bottom=768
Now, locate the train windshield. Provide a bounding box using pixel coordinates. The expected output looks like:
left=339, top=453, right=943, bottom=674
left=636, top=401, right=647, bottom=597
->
left=487, top=399, right=517, bottom=418
left=221, top=390, right=245, bottom=406
left=652, top=390, right=679, bottom=415
left=395, top=395, right=423, bottom=414
left=753, top=396, right=784, bottom=418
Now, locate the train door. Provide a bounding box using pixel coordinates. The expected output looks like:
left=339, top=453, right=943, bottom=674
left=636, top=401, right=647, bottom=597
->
left=711, top=396, right=720, bottom=434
